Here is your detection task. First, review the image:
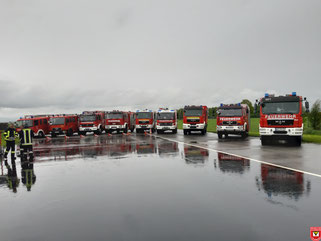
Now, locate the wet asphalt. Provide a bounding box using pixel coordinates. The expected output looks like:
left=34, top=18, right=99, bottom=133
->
left=0, top=131, right=320, bottom=241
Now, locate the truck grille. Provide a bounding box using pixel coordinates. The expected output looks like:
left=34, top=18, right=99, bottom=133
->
left=159, top=122, right=172, bottom=126
left=222, top=121, right=237, bottom=125
left=187, top=119, right=200, bottom=123
left=268, top=120, right=294, bottom=126
left=139, top=120, right=150, bottom=124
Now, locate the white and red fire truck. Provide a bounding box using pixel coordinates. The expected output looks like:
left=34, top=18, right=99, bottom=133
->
left=16, top=115, right=51, bottom=138
left=255, top=92, right=309, bottom=146
left=183, top=105, right=208, bottom=135
left=79, top=111, right=105, bottom=135
left=105, top=111, right=135, bottom=134
left=156, top=108, right=177, bottom=134
left=216, top=103, right=250, bottom=139
left=135, top=109, right=156, bottom=133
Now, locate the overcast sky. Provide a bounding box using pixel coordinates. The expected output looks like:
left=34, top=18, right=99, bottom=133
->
left=0, top=0, right=320, bottom=121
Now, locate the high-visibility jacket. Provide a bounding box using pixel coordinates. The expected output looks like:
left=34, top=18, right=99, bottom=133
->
left=4, top=128, right=19, bottom=142
left=19, top=128, right=34, bottom=146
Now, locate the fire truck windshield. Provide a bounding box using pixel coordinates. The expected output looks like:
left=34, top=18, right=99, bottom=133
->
left=137, top=112, right=152, bottom=119
left=80, top=115, right=96, bottom=122
left=106, top=113, right=123, bottom=119
left=262, top=102, right=300, bottom=114
left=219, top=109, right=242, bottom=117
left=184, top=109, right=202, bottom=116
left=157, top=112, right=175, bottom=120
left=50, top=117, right=65, bottom=125
left=17, top=120, right=33, bottom=127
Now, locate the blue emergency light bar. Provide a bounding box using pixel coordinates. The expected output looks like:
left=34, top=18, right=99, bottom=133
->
left=220, top=103, right=223, bottom=107
left=292, top=92, right=297, bottom=96
left=265, top=93, right=269, bottom=97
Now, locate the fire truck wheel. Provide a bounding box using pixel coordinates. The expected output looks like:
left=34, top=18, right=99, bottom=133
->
left=157, top=130, right=162, bottom=134
left=295, top=136, right=302, bottom=146
left=241, top=132, right=247, bottom=139
left=38, top=131, right=45, bottom=138
left=183, top=130, right=188, bottom=135
left=201, top=129, right=205, bottom=135
left=218, top=132, right=223, bottom=139
left=67, top=129, right=73, bottom=136
left=124, top=126, right=128, bottom=133
left=225, top=133, right=229, bottom=138
left=173, top=129, right=177, bottom=134
left=51, top=133, right=56, bottom=138
left=261, top=136, right=268, bottom=146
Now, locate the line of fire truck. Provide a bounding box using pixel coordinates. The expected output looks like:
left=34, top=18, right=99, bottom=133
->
left=15, top=92, right=310, bottom=146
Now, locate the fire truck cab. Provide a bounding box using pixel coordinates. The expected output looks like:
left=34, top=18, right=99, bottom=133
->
left=49, top=114, right=79, bottom=137
left=79, top=111, right=105, bottom=135
left=216, top=103, right=250, bottom=139
left=255, top=92, right=309, bottom=146
left=16, top=115, right=50, bottom=138
left=156, top=108, right=177, bottom=134
left=105, top=111, right=135, bottom=134
left=183, top=105, right=208, bottom=135
left=135, top=109, right=156, bottom=133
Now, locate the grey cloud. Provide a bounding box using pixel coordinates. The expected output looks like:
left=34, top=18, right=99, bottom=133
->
left=0, top=0, right=320, bottom=120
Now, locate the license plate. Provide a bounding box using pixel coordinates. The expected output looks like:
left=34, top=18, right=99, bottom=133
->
left=275, top=128, right=286, bottom=131
left=85, top=129, right=90, bottom=131
left=163, top=127, right=169, bottom=130
left=142, top=126, right=146, bottom=128
left=190, top=126, right=196, bottom=129
left=112, top=127, right=117, bottom=129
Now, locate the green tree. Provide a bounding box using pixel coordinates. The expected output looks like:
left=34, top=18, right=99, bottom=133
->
left=241, top=99, right=254, bottom=114
left=208, top=107, right=218, bottom=119
left=177, top=108, right=184, bottom=119
left=308, top=100, right=321, bottom=130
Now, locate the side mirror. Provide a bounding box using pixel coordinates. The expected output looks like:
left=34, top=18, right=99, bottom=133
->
left=216, top=110, right=221, bottom=116
left=246, top=108, right=249, bottom=114
left=305, top=101, right=310, bottom=113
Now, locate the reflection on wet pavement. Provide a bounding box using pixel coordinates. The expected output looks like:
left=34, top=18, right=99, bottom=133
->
left=0, top=134, right=320, bottom=241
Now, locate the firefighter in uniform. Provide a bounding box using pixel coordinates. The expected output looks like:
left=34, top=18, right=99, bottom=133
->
left=4, top=123, right=19, bottom=163
left=19, top=125, right=34, bottom=160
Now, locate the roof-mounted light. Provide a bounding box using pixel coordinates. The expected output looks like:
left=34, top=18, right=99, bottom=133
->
left=265, top=93, right=269, bottom=97
left=292, top=92, right=297, bottom=96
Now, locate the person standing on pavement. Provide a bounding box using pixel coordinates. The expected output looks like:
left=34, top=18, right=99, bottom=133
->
left=19, top=124, right=34, bottom=160
left=3, top=122, right=19, bottom=163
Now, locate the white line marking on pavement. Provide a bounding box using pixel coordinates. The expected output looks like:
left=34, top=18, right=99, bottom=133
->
left=156, top=135, right=321, bottom=179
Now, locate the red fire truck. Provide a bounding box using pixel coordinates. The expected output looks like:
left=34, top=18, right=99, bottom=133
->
left=156, top=108, right=177, bottom=134
left=256, top=164, right=310, bottom=199
left=216, top=103, right=250, bottom=139
left=184, top=145, right=209, bottom=164
left=105, top=111, right=136, bottom=134
left=16, top=115, right=50, bottom=138
left=49, top=114, right=79, bottom=137
left=183, top=105, right=208, bottom=135
left=135, top=109, right=156, bottom=133
left=217, top=152, right=250, bottom=174
left=255, top=92, right=309, bottom=146
left=79, top=111, right=105, bottom=135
